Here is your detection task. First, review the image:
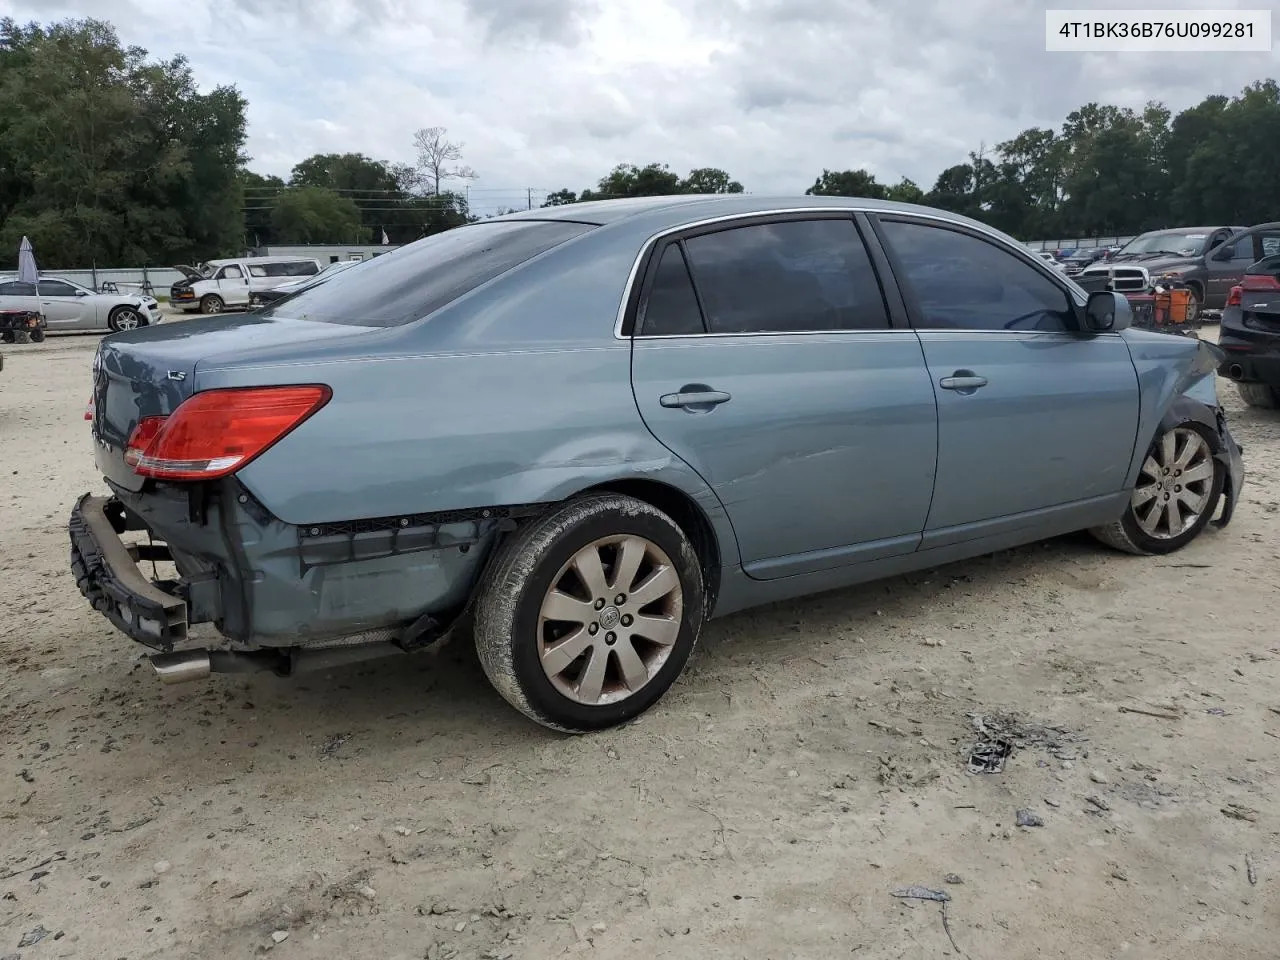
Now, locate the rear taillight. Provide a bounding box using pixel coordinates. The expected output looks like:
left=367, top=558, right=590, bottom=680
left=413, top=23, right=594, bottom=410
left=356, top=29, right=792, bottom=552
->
left=126, top=385, right=331, bottom=481
left=1241, top=274, right=1280, bottom=292
left=1227, top=285, right=1242, bottom=307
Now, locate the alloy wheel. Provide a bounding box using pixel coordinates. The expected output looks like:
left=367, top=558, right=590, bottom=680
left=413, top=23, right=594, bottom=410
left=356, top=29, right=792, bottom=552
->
left=537, top=535, right=683, bottom=706
left=1131, top=427, right=1215, bottom=539
left=114, top=309, right=141, bottom=330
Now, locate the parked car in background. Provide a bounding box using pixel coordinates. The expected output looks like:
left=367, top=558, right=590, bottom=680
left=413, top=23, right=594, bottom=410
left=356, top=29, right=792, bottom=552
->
left=71, top=195, right=1243, bottom=733
left=170, top=256, right=321, bottom=314
left=1062, top=247, right=1109, bottom=276
left=1077, top=226, right=1253, bottom=320
left=249, top=258, right=364, bottom=308
left=1036, top=251, right=1067, bottom=272
left=1218, top=226, right=1280, bottom=408
left=0, top=276, right=162, bottom=332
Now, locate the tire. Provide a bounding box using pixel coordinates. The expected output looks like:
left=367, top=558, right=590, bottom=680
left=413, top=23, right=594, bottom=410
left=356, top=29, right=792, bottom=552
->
left=1091, top=420, right=1224, bottom=556
left=28, top=327, right=44, bottom=343
left=1236, top=382, right=1280, bottom=409
left=1184, top=285, right=1203, bottom=324
left=108, top=306, right=143, bottom=331
left=473, top=493, right=706, bottom=733
left=2, top=330, right=15, bottom=343
left=199, top=295, right=224, bottom=315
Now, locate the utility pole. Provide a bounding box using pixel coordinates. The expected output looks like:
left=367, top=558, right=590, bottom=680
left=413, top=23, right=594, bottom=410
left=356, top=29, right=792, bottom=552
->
left=527, top=188, right=532, bottom=211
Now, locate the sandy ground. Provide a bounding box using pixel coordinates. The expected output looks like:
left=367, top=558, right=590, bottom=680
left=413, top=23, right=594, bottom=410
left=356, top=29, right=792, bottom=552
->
left=1, top=323, right=1277, bottom=960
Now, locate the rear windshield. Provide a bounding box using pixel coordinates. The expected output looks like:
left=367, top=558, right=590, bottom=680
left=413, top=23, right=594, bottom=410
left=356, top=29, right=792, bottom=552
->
left=258, top=219, right=596, bottom=326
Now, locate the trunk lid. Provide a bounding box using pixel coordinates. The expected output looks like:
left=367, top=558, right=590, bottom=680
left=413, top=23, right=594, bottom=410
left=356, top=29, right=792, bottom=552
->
left=91, top=314, right=383, bottom=491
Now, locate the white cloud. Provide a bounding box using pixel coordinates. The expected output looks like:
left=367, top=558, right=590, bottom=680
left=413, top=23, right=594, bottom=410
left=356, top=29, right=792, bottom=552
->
left=10, top=0, right=1280, bottom=213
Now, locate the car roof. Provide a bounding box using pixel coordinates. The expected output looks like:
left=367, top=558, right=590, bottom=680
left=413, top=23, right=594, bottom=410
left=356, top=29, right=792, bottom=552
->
left=487, top=193, right=1012, bottom=238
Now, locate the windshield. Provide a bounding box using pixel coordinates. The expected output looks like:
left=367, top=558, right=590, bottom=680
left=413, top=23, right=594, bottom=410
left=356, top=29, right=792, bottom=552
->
left=1116, top=231, right=1209, bottom=257
left=257, top=219, right=596, bottom=326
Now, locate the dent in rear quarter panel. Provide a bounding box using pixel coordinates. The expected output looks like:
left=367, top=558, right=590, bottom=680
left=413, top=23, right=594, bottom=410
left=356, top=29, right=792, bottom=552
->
left=1121, top=330, right=1225, bottom=487
left=198, top=221, right=740, bottom=567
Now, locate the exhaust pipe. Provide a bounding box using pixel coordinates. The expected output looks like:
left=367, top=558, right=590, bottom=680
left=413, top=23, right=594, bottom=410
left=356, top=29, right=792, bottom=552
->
left=1228, top=364, right=1244, bottom=381
left=151, top=649, right=211, bottom=684
left=149, top=642, right=402, bottom=684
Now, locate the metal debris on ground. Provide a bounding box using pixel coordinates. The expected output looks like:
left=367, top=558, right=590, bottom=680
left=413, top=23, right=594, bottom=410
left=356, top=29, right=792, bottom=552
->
left=1016, top=808, right=1045, bottom=827
left=967, top=738, right=1012, bottom=774
left=18, top=925, right=50, bottom=947
left=890, top=886, right=951, bottom=902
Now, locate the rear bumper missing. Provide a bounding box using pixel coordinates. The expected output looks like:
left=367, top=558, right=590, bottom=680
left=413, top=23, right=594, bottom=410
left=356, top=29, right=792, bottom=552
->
left=69, top=494, right=189, bottom=650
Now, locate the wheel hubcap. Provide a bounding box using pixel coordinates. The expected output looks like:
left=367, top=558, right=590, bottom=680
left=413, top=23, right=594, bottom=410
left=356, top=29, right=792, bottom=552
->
left=116, top=310, right=139, bottom=329
left=537, top=534, right=683, bottom=706
left=1132, top=427, right=1214, bottom=539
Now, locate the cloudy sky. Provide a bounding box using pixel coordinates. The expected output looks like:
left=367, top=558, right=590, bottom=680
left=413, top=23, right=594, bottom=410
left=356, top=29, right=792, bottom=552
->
left=9, top=0, right=1280, bottom=212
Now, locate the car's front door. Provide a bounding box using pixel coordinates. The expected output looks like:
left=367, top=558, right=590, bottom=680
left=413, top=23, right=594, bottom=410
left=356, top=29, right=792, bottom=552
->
left=870, top=215, right=1141, bottom=548
left=1204, top=228, right=1256, bottom=307
left=629, top=215, right=939, bottom=579
left=36, top=279, right=92, bottom=329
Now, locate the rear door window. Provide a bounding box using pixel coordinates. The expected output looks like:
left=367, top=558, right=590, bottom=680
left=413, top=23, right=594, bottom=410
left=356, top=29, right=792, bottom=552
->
left=679, top=218, right=890, bottom=333
left=639, top=244, right=705, bottom=336
left=261, top=220, right=595, bottom=326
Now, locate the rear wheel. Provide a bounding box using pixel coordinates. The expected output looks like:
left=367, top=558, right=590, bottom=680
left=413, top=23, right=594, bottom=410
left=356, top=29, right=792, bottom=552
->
left=1091, top=421, right=1224, bottom=556
left=199, top=295, right=224, bottom=315
left=473, top=494, right=706, bottom=733
left=28, top=327, right=44, bottom=343
left=1236, top=382, right=1280, bottom=409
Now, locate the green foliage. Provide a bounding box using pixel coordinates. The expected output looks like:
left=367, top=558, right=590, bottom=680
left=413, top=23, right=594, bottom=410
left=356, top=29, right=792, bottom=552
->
left=562, top=163, right=746, bottom=202
left=0, top=17, right=247, bottom=267
left=269, top=186, right=365, bottom=244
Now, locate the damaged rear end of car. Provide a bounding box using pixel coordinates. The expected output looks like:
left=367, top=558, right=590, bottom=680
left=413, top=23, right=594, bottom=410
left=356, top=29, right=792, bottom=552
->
left=71, top=217, right=606, bottom=684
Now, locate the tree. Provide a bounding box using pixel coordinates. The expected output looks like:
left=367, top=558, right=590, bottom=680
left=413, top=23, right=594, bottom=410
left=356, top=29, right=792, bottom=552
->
left=411, top=126, right=478, bottom=195
left=0, top=17, right=246, bottom=267
left=582, top=162, right=683, bottom=199
left=270, top=186, right=365, bottom=243
left=680, top=167, right=744, bottom=194
left=542, top=188, right=578, bottom=206
left=805, top=169, right=888, bottom=198
left=885, top=178, right=925, bottom=204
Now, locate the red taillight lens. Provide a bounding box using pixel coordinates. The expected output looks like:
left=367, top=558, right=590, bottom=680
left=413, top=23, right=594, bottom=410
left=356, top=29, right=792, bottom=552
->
left=127, top=385, right=331, bottom=481
left=1241, top=274, right=1280, bottom=292
left=125, top=416, right=166, bottom=467
left=1227, top=285, right=1242, bottom=307
left=84, top=394, right=95, bottom=421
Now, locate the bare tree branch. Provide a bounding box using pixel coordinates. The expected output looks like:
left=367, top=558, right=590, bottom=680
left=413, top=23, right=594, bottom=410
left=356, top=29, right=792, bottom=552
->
left=411, top=126, right=479, bottom=195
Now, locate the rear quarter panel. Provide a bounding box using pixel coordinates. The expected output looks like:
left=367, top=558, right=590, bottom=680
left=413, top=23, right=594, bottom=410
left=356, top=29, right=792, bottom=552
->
left=200, top=223, right=740, bottom=563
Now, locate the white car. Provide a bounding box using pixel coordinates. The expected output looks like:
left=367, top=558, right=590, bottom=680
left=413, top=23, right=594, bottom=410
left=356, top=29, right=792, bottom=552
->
left=0, top=276, right=163, bottom=332
left=1036, top=251, right=1068, bottom=273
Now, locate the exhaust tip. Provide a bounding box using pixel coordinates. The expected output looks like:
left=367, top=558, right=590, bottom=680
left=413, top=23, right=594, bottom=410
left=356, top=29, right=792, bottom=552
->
left=151, top=650, right=212, bottom=684
left=1228, top=364, right=1244, bottom=381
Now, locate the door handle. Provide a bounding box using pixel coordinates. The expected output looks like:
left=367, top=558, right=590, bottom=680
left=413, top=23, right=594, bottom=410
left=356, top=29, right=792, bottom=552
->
left=939, top=373, right=988, bottom=391
left=660, top=389, right=732, bottom=409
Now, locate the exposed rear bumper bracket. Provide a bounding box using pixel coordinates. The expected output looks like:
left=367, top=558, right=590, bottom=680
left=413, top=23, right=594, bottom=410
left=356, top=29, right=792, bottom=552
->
left=69, top=494, right=190, bottom=651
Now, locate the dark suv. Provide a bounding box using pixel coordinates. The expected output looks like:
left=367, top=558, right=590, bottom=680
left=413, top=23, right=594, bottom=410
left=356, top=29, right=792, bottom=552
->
left=1218, top=222, right=1280, bottom=408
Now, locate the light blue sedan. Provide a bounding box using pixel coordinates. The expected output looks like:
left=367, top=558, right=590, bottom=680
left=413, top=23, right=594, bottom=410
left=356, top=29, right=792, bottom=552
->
left=71, top=196, right=1244, bottom=732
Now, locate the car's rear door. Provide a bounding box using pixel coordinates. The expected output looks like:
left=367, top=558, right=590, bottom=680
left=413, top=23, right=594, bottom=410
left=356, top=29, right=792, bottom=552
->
left=867, top=214, right=1141, bottom=547
left=628, top=213, right=939, bottom=579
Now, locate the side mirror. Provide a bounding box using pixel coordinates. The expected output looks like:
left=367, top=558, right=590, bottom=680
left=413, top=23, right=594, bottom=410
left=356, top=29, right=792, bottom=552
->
left=1084, top=291, right=1131, bottom=332
left=1212, top=246, right=1235, bottom=261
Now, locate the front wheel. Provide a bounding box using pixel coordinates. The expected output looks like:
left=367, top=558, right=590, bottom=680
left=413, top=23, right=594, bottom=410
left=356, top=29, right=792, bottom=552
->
left=109, top=306, right=143, bottom=331
left=473, top=494, right=706, bottom=733
left=1091, top=421, right=1224, bottom=556
left=199, top=295, right=224, bottom=315
left=28, top=328, right=44, bottom=343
